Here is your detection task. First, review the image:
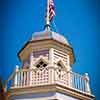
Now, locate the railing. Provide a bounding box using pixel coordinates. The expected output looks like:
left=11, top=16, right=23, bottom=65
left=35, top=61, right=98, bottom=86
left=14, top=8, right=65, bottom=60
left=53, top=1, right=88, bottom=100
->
left=55, top=70, right=91, bottom=93
left=71, top=71, right=87, bottom=92
left=31, top=68, right=49, bottom=85
left=13, top=68, right=49, bottom=87
left=9, top=66, right=91, bottom=94
left=14, top=69, right=31, bottom=87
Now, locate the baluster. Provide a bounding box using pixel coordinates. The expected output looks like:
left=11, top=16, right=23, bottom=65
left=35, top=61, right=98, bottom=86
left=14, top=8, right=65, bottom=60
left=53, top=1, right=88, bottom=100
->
left=19, top=71, right=22, bottom=86
left=73, top=73, right=75, bottom=88
left=25, top=71, right=27, bottom=86
left=79, top=76, right=82, bottom=91
left=77, top=74, right=80, bottom=90
left=17, top=71, right=19, bottom=87
left=79, top=75, right=81, bottom=91
left=76, top=74, right=79, bottom=89
left=26, top=71, right=28, bottom=86
left=28, top=70, right=30, bottom=85
left=75, top=74, right=77, bottom=89
left=81, top=77, right=84, bottom=92
left=27, top=71, right=29, bottom=86
left=74, top=73, right=77, bottom=89
left=71, top=72, right=73, bottom=87
left=17, top=71, right=20, bottom=87
left=23, top=71, right=26, bottom=86
left=23, top=71, right=24, bottom=86
left=81, top=76, right=84, bottom=91
left=19, top=71, right=21, bottom=87
left=21, top=71, right=23, bottom=87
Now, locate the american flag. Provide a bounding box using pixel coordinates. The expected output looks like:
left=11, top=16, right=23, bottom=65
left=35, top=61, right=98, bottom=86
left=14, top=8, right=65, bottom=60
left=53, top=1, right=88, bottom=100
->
left=49, top=0, right=55, bottom=21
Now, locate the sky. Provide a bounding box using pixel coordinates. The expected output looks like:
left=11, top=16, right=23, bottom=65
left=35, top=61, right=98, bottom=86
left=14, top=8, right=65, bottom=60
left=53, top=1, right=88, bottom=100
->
left=0, top=0, right=99, bottom=99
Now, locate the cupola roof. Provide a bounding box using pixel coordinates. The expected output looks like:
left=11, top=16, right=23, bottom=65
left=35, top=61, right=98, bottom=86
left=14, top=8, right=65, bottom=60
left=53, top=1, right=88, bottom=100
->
left=30, top=30, right=70, bottom=45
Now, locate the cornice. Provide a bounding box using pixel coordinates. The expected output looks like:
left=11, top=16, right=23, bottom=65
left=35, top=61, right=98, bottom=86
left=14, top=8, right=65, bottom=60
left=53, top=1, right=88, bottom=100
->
left=8, top=83, right=95, bottom=100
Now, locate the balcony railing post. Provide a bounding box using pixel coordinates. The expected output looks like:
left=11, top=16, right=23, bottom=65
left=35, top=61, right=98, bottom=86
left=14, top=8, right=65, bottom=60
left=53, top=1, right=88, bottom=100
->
left=66, top=60, right=72, bottom=87
left=68, top=71, right=72, bottom=87
left=84, top=73, right=91, bottom=94
left=14, top=65, right=19, bottom=87
left=48, top=48, right=54, bottom=84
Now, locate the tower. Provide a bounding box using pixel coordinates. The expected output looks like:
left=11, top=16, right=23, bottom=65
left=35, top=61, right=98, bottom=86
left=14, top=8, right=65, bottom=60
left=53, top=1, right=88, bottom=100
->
left=6, top=0, right=95, bottom=100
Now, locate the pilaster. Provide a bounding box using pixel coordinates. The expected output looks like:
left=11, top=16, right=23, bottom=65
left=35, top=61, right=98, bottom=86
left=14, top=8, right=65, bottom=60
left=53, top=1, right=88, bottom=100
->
left=49, top=48, right=54, bottom=66
left=30, top=52, right=34, bottom=69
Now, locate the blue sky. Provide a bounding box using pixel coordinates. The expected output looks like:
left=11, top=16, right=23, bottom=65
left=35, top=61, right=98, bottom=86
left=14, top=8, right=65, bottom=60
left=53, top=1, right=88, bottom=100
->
left=0, top=0, right=99, bottom=99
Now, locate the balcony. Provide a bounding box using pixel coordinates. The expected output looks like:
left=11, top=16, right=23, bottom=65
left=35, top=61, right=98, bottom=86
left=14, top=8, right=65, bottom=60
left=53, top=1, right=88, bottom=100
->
left=6, top=65, right=91, bottom=95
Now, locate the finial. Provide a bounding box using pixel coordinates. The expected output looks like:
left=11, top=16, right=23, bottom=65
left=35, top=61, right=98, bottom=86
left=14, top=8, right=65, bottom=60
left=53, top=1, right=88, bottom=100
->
left=16, top=65, right=19, bottom=69
left=15, top=65, right=19, bottom=72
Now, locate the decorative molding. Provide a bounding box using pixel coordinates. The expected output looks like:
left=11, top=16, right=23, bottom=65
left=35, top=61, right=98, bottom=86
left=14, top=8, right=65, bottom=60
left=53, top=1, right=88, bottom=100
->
left=18, top=39, right=74, bottom=64
left=8, top=84, right=95, bottom=100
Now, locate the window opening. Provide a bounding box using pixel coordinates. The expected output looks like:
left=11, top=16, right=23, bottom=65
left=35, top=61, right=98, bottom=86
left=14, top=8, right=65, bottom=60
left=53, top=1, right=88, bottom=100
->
left=36, top=61, right=47, bottom=70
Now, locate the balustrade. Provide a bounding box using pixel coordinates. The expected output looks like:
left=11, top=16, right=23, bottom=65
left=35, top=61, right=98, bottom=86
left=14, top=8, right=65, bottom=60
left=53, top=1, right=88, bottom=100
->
left=11, top=67, right=91, bottom=94
left=14, top=69, right=31, bottom=87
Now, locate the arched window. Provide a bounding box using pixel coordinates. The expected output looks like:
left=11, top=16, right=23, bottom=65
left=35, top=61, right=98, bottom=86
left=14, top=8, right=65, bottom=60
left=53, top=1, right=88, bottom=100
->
left=57, top=63, right=63, bottom=69
left=57, top=62, right=64, bottom=72
left=56, top=61, right=67, bottom=81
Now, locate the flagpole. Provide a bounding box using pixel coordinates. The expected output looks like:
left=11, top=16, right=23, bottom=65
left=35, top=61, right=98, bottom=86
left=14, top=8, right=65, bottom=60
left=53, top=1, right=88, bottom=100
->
left=45, top=0, right=50, bottom=31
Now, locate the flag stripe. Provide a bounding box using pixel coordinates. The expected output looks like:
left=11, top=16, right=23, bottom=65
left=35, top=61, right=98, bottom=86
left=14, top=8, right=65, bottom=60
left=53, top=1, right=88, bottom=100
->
left=49, top=0, right=55, bottom=21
